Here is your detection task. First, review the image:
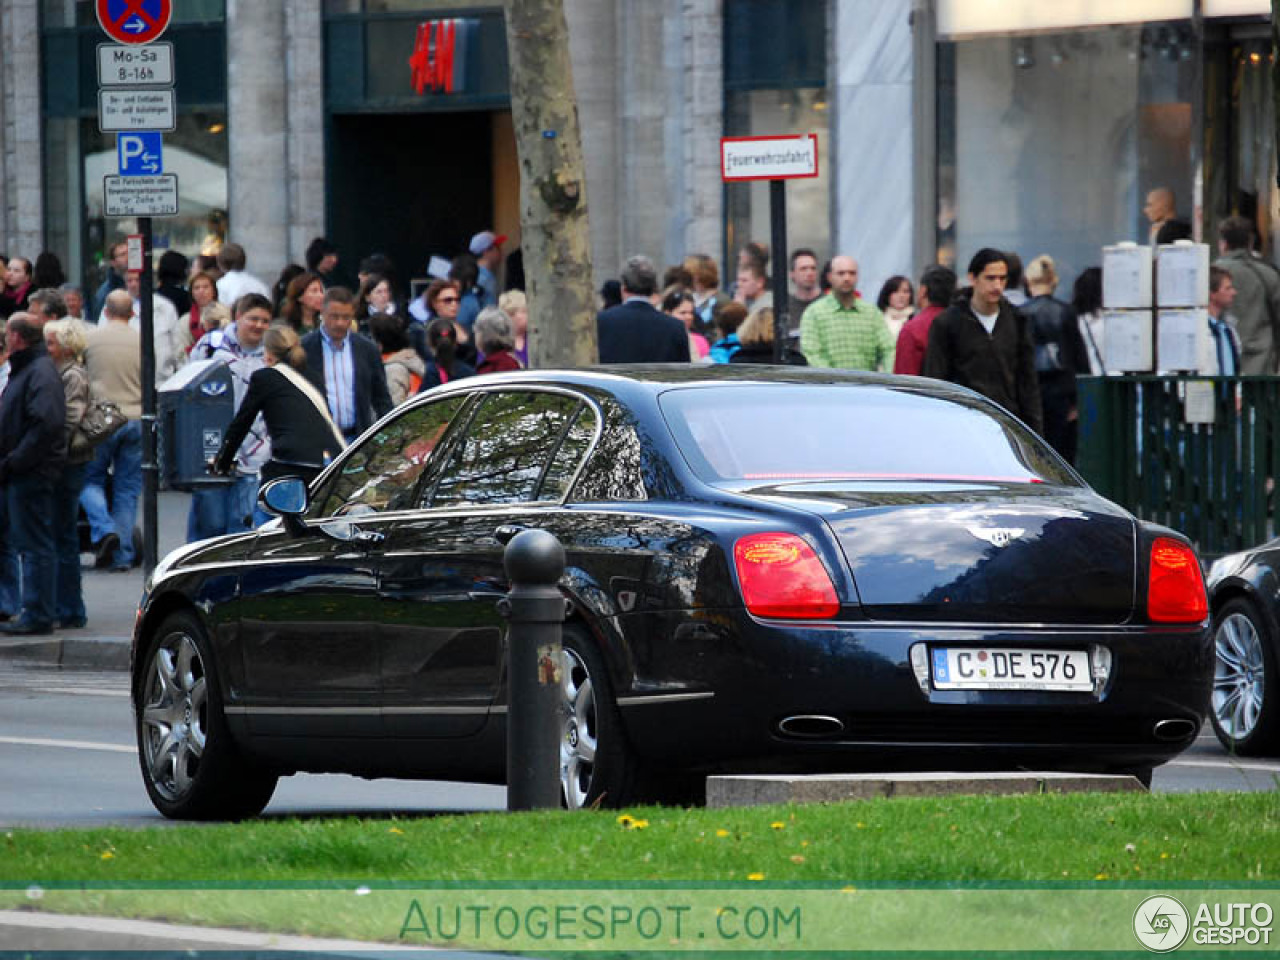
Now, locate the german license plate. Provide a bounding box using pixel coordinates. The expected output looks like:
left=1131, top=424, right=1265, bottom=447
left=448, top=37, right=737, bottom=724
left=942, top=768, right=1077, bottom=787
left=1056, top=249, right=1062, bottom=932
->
left=931, top=647, right=1092, bottom=691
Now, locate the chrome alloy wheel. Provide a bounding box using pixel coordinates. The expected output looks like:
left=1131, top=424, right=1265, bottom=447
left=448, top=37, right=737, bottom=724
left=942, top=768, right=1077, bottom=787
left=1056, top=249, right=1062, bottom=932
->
left=1213, top=610, right=1266, bottom=742
left=139, top=630, right=208, bottom=802
left=560, top=646, right=598, bottom=809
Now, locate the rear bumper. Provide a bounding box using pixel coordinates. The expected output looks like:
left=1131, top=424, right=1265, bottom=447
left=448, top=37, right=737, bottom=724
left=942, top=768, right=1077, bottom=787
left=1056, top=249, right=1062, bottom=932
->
left=613, top=610, right=1212, bottom=773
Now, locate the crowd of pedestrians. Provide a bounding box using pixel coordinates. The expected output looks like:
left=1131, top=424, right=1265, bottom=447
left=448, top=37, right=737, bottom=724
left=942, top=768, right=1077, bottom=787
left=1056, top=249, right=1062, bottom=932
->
left=0, top=207, right=1275, bottom=634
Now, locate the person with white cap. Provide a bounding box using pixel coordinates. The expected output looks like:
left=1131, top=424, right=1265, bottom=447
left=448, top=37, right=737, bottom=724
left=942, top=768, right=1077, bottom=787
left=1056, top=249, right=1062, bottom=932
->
left=468, top=230, right=506, bottom=307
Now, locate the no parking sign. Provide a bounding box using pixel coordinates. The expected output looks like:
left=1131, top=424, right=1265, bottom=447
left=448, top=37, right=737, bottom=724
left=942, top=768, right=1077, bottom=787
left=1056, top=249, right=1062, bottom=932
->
left=96, top=0, right=172, bottom=45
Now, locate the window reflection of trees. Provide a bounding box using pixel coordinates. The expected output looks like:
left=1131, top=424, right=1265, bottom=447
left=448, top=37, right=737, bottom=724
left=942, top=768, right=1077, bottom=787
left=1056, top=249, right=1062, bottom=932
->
left=574, top=399, right=681, bottom=502
left=541, top=407, right=597, bottom=501
left=432, top=392, right=582, bottom=506
left=316, top=398, right=467, bottom=516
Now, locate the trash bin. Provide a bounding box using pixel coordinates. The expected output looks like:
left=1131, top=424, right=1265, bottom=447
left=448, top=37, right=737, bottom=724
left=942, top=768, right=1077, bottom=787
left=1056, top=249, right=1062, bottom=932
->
left=157, top=358, right=237, bottom=491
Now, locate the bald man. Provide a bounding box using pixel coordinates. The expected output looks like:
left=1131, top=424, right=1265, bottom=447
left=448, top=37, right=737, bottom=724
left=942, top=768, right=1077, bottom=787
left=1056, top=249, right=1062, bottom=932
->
left=798, top=255, right=894, bottom=371
left=80, top=289, right=143, bottom=571
left=1144, top=188, right=1183, bottom=246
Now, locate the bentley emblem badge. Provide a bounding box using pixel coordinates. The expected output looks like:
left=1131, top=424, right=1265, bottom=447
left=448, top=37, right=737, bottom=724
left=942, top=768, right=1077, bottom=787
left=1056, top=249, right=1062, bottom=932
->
left=966, top=526, right=1025, bottom=548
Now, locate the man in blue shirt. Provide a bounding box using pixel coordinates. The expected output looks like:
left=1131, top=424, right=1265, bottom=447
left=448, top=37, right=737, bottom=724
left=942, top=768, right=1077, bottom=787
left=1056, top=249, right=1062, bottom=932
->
left=1204, top=266, right=1242, bottom=376
left=469, top=231, right=506, bottom=307
left=302, top=288, right=393, bottom=445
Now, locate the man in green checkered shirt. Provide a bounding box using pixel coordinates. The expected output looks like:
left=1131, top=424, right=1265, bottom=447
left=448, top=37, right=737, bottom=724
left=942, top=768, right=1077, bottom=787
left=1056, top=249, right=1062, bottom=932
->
left=799, top=256, right=895, bottom=371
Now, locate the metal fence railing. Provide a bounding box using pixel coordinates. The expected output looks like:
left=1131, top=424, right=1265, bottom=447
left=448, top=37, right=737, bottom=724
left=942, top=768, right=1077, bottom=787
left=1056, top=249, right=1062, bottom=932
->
left=1076, top=376, right=1280, bottom=558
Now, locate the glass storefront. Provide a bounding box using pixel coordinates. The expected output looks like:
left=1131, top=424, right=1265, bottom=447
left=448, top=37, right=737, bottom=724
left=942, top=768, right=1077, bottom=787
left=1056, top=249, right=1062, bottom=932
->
left=937, top=21, right=1196, bottom=290
left=40, top=1, right=227, bottom=295
left=1204, top=23, right=1277, bottom=255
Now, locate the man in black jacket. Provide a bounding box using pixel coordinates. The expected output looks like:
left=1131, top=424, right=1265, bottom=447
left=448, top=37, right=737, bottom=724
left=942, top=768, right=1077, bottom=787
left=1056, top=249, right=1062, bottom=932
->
left=0, top=312, right=66, bottom=634
left=302, top=287, right=393, bottom=444
left=923, top=248, right=1043, bottom=435
left=596, top=255, right=691, bottom=364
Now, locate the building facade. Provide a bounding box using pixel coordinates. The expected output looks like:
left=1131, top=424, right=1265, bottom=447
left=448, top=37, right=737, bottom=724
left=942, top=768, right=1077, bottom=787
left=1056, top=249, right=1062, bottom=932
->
left=0, top=0, right=1275, bottom=310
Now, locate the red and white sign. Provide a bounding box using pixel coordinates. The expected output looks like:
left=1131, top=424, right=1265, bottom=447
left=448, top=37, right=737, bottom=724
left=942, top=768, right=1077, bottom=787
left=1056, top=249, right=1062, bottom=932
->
left=409, top=19, right=464, bottom=95
left=96, top=0, right=172, bottom=46
left=721, top=134, right=819, bottom=182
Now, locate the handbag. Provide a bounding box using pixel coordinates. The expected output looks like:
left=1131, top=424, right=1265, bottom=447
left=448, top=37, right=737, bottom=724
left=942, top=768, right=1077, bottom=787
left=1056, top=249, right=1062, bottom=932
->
left=69, top=397, right=128, bottom=456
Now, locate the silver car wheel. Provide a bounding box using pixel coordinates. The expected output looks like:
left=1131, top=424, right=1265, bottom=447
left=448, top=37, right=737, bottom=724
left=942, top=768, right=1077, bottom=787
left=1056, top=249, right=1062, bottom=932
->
left=1213, top=610, right=1266, bottom=742
left=560, top=646, right=598, bottom=810
left=140, top=629, right=208, bottom=803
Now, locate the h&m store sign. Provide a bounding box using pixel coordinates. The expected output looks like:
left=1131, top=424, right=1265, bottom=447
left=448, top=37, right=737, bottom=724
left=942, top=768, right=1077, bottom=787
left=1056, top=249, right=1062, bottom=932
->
left=408, top=18, right=475, bottom=95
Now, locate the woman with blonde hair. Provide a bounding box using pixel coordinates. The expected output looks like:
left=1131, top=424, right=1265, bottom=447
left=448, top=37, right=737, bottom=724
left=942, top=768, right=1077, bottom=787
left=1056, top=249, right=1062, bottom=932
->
left=497, top=289, right=529, bottom=367
left=214, top=323, right=345, bottom=496
left=728, top=308, right=808, bottom=366
left=44, top=319, right=91, bottom=628
left=1020, top=253, right=1090, bottom=464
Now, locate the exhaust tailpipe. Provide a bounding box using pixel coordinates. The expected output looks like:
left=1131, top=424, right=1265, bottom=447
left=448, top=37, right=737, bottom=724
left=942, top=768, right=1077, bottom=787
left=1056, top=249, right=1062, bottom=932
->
left=1153, top=718, right=1197, bottom=741
left=777, top=715, right=845, bottom=739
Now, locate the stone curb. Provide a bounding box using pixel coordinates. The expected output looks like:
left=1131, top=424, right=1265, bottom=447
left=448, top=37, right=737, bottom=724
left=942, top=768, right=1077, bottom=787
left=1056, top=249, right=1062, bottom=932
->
left=0, top=634, right=131, bottom=670
left=707, top=771, right=1145, bottom=807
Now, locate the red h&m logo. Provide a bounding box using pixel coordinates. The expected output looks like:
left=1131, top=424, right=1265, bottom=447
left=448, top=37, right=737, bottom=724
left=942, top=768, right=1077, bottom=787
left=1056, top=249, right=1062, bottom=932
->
left=409, top=19, right=460, bottom=94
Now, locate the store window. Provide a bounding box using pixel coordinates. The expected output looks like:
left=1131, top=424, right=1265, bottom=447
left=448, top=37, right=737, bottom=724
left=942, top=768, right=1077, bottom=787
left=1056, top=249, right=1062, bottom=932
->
left=936, top=22, right=1196, bottom=289
left=1204, top=24, right=1277, bottom=257
left=723, top=0, right=828, bottom=268
left=41, top=3, right=227, bottom=300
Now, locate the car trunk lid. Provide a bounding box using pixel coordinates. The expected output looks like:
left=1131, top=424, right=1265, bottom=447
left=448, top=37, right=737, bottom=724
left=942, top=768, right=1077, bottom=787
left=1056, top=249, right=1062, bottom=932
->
left=739, top=483, right=1137, bottom=624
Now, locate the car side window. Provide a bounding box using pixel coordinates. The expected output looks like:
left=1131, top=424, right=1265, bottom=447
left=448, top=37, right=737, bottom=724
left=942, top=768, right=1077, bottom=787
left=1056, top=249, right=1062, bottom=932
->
left=538, top=404, right=598, bottom=501
left=428, top=391, right=582, bottom=507
left=312, top=396, right=468, bottom=518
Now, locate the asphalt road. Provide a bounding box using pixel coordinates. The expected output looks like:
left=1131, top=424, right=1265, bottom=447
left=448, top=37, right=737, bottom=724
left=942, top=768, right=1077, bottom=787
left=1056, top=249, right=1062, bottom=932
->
left=0, top=663, right=505, bottom=827
left=0, top=660, right=1276, bottom=829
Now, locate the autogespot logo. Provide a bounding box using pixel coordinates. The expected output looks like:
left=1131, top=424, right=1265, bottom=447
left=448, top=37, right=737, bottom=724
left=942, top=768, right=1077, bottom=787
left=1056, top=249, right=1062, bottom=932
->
left=1134, top=895, right=1190, bottom=952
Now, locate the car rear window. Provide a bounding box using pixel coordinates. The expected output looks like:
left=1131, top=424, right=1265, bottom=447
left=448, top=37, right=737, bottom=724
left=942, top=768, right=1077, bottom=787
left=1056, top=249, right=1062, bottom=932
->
left=658, top=384, right=1077, bottom=486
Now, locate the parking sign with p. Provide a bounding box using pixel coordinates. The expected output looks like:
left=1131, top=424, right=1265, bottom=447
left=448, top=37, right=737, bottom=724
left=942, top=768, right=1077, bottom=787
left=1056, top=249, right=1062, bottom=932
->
left=117, top=132, right=163, bottom=176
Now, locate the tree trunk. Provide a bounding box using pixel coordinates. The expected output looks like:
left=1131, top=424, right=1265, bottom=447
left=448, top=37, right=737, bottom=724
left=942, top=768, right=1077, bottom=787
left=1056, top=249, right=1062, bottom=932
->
left=502, top=0, right=597, bottom=367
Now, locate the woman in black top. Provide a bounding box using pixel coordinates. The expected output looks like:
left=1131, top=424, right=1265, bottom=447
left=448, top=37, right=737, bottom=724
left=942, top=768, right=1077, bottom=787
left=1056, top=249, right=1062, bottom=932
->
left=214, top=325, right=346, bottom=488
left=728, top=307, right=808, bottom=366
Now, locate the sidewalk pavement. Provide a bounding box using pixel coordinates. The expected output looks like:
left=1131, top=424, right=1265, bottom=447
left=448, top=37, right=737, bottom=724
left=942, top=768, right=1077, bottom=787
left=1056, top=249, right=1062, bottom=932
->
left=0, top=490, right=192, bottom=671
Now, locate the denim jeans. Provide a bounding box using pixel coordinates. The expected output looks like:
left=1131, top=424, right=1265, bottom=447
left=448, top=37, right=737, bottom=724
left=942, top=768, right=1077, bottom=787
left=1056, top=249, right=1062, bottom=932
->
left=52, top=462, right=87, bottom=622
left=80, top=419, right=143, bottom=568
left=187, top=473, right=258, bottom=543
left=8, top=472, right=56, bottom=627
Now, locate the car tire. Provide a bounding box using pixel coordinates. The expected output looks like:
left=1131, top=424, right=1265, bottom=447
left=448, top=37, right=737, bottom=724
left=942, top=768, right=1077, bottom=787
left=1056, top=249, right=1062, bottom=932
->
left=560, top=627, right=640, bottom=809
left=1209, top=597, right=1280, bottom=756
left=135, top=611, right=278, bottom=820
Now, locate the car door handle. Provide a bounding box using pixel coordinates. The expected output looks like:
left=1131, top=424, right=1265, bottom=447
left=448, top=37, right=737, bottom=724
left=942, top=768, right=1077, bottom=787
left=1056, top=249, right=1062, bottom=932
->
left=494, top=524, right=529, bottom=545
left=352, top=529, right=386, bottom=546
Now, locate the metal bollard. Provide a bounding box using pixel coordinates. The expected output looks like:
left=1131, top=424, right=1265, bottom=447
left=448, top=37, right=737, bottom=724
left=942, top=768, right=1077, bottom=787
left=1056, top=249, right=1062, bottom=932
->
left=497, top=528, right=566, bottom=811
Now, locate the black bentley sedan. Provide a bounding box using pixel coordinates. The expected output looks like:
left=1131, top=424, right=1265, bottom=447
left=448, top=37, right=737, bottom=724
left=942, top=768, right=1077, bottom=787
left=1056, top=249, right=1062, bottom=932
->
left=131, top=367, right=1212, bottom=819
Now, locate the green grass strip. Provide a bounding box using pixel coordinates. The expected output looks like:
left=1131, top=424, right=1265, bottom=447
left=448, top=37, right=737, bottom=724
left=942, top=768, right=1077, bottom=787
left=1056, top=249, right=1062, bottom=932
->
left=0, top=792, right=1277, bottom=951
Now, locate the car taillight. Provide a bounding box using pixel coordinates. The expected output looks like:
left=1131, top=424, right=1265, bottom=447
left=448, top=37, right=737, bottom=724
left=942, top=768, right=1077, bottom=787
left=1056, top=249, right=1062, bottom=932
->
left=1147, top=537, right=1207, bottom=623
left=733, top=532, right=840, bottom=619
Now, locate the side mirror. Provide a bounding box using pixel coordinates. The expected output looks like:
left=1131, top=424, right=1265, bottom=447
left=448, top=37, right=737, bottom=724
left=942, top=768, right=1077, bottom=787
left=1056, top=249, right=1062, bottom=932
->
left=259, top=477, right=309, bottom=536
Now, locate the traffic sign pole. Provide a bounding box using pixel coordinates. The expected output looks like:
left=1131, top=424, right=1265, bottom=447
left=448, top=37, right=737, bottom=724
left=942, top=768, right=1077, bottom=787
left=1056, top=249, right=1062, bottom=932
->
left=139, top=218, right=158, bottom=576
left=720, top=134, right=818, bottom=364
left=96, top=0, right=172, bottom=579
left=770, top=181, right=788, bottom=364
